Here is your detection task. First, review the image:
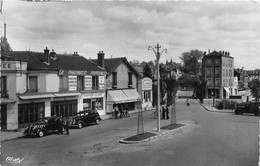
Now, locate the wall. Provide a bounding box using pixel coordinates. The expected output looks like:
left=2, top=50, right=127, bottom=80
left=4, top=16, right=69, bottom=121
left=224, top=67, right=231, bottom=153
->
left=16, top=74, right=27, bottom=94
left=46, top=73, right=59, bottom=92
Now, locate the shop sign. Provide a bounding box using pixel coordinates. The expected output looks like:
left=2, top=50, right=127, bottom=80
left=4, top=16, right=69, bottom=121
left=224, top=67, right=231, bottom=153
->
left=58, top=70, right=106, bottom=76
left=85, top=76, right=92, bottom=90
left=142, top=78, right=152, bottom=90
left=82, top=92, right=105, bottom=98
left=99, top=76, right=105, bottom=89
left=68, top=76, right=77, bottom=91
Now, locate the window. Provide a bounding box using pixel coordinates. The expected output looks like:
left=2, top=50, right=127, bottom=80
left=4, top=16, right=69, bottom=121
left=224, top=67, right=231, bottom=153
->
left=28, top=76, right=38, bottom=93
left=223, top=69, right=225, bottom=76
left=112, top=72, right=117, bottom=88
left=207, top=59, right=212, bottom=65
left=215, top=59, right=220, bottom=66
left=128, top=72, right=133, bottom=87
left=59, top=76, right=68, bottom=92
left=215, top=68, right=220, bottom=77
left=226, top=69, right=228, bottom=76
left=215, top=79, right=220, bottom=87
left=92, top=76, right=99, bottom=90
left=18, top=102, right=45, bottom=128
left=207, top=79, right=212, bottom=87
left=206, top=68, right=212, bottom=77
left=0, top=76, right=8, bottom=98
left=51, top=100, right=77, bottom=118
left=77, top=76, right=84, bottom=91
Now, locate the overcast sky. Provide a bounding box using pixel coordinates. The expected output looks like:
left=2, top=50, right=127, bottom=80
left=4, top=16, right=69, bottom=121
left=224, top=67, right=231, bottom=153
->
left=1, top=0, right=260, bottom=70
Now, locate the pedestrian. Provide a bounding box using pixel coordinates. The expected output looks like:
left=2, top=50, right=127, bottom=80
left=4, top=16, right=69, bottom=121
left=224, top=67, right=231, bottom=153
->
left=166, top=105, right=170, bottom=119
left=187, top=99, right=190, bottom=107
left=114, top=105, right=119, bottom=119
left=119, top=105, right=123, bottom=118
left=63, top=117, right=70, bottom=135
left=162, top=106, right=166, bottom=119
left=57, top=116, right=63, bottom=135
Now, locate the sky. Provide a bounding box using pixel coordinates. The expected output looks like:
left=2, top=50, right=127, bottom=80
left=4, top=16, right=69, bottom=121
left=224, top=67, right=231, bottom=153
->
left=1, top=0, right=260, bottom=70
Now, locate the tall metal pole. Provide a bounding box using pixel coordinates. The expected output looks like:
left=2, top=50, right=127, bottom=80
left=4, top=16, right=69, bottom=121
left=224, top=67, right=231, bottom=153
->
left=148, top=43, right=167, bottom=132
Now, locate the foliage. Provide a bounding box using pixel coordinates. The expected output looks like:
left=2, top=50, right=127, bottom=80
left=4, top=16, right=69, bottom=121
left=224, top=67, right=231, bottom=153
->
left=143, top=63, right=153, bottom=78
left=248, top=79, right=260, bottom=101
left=177, top=73, right=199, bottom=88
left=0, top=37, right=12, bottom=52
left=179, top=49, right=203, bottom=75
left=215, top=100, right=237, bottom=110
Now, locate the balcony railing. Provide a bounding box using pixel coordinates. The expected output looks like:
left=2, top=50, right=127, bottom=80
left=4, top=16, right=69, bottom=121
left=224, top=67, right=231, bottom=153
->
left=0, top=91, right=9, bottom=98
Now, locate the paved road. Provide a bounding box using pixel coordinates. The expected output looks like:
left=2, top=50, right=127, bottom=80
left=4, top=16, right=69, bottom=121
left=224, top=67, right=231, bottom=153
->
left=2, top=99, right=259, bottom=166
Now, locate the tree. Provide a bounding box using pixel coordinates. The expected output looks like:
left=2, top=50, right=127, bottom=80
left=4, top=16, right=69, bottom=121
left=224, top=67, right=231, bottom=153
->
left=248, top=79, right=260, bottom=101
left=143, top=63, right=153, bottom=78
left=129, top=60, right=140, bottom=68
left=0, top=37, right=12, bottom=52
left=179, top=49, right=203, bottom=75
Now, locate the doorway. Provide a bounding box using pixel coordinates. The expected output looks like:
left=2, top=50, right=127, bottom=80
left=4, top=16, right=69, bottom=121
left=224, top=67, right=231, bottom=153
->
left=1, top=104, right=7, bottom=130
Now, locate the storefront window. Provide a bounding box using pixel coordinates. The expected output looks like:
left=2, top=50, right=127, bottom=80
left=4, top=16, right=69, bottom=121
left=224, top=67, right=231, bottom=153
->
left=83, top=99, right=91, bottom=111
left=51, top=100, right=77, bottom=117
left=96, top=98, right=103, bottom=110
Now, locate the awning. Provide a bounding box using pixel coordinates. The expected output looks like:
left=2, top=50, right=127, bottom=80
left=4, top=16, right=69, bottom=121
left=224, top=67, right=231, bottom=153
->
left=19, top=94, right=55, bottom=100
left=107, top=90, right=130, bottom=104
left=224, top=87, right=230, bottom=95
left=123, top=89, right=141, bottom=102
left=0, top=98, right=16, bottom=104
left=53, top=92, right=80, bottom=97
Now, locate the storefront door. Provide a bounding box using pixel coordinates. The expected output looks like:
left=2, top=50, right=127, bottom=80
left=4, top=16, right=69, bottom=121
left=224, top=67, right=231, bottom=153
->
left=1, top=104, right=7, bottom=130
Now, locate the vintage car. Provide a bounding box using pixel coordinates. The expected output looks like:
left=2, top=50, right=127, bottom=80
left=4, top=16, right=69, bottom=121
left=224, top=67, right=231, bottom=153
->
left=234, top=101, right=260, bottom=116
left=69, top=110, right=102, bottom=129
left=24, top=117, right=63, bottom=137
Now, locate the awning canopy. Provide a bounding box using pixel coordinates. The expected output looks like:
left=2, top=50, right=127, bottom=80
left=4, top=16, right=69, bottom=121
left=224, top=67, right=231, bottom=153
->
left=19, top=94, right=55, bottom=100
left=224, top=87, right=230, bottom=95
left=123, top=89, right=141, bottom=102
left=0, top=98, right=16, bottom=104
left=53, top=92, right=80, bottom=97
left=107, top=89, right=141, bottom=104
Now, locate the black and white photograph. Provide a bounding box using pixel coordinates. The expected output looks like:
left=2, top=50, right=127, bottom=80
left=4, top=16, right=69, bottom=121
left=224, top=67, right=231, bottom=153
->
left=1, top=0, right=260, bottom=166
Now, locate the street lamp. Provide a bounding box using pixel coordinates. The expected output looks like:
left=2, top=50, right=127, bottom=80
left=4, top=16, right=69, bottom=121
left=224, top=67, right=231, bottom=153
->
left=148, top=43, right=167, bottom=132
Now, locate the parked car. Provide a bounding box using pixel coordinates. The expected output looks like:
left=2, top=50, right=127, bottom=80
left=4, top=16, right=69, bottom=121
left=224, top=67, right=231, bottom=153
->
left=235, top=102, right=260, bottom=116
left=69, top=110, right=102, bottom=129
left=24, top=117, right=63, bottom=137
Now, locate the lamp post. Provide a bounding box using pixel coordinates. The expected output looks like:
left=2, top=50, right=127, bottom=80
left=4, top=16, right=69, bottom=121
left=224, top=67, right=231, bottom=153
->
left=148, top=43, right=167, bottom=132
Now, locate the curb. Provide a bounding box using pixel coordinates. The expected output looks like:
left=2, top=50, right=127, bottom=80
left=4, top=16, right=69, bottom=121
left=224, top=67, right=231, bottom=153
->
left=196, top=99, right=234, bottom=114
left=119, top=124, right=186, bottom=144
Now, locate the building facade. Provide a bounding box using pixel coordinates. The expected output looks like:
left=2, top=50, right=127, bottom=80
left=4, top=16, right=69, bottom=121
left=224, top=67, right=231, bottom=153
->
left=1, top=48, right=106, bottom=130
left=91, top=53, right=142, bottom=113
left=202, top=50, right=234, bottom=99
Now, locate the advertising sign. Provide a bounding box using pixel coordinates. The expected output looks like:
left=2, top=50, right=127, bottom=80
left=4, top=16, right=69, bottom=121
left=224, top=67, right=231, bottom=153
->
left=85, top=76, right=92, bottom=90
left=142, top=78, right=152, bottom=90
left=68, top=76, right=77, bottom=91
left=99, top=76, right=105, bottom=89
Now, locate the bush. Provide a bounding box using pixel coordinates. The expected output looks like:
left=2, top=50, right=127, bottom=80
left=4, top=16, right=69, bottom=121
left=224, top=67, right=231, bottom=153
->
left=215, top=100, right=237, bottom=110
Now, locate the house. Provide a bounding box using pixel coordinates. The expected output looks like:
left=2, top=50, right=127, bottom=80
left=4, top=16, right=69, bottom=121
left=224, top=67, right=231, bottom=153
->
left=202, top=50, right=234, bottom=99
left=1, top=48, right=106, bottom=130
left=91, top=52, right=142, bottom=113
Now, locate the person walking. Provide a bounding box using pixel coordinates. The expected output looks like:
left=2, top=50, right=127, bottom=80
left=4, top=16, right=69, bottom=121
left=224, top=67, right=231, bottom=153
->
left=114, top=105, right=119, bottom=119
left=57, top=116, right=63, bottom=135
left=166, top=105, right=170, bottom=119
left=63, top=117, right=70, bottom=135
left=187, top=99, right=190, bottom=107
left=162, top=106, right=166, bottom=119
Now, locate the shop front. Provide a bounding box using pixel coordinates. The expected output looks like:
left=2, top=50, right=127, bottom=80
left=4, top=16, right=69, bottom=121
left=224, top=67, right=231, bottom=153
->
left=106, top=89, right=141, bottom=113
left=81, top=92, right=106, bottom=115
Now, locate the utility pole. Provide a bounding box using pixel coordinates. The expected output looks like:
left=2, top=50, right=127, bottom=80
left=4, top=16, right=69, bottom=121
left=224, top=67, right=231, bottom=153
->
left=148, top=43, right=167, bottom=132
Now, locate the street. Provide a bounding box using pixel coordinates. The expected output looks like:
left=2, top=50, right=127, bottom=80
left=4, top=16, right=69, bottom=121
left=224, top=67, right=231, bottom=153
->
left=2, top=99, right=259, bottom=166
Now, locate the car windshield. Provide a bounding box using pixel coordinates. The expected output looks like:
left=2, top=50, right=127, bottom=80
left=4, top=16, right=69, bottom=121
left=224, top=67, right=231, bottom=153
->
left=36, top=118, right=48, bottom=123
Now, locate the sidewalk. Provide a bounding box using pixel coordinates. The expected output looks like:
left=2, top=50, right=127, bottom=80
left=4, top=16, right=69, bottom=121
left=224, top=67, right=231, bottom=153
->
left=1, top=107, right=156, bottom=142
left=197, top=98, right=234, bottom=113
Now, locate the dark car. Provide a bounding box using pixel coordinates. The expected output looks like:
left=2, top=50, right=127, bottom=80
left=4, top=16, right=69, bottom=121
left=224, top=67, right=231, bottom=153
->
left=235, top=101, right=260, bottom=116
left=24, top=117, right=63, bottom=137
left=69, top=110, right=102, bottom=129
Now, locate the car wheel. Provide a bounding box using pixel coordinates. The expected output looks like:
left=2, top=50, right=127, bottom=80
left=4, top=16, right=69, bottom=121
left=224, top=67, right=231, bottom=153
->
left=78, top=122, right=83, bottom=129
left=38, top=131, right=44, bottom=138
left=95, top=118, right=100, bottom=125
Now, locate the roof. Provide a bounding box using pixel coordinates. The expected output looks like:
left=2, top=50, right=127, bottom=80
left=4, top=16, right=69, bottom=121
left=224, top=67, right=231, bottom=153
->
left=4, top=51, right=105, bottom=72
left=91, top=57, right=141, bottom=77
left=203, top=51, right=234, bottom=59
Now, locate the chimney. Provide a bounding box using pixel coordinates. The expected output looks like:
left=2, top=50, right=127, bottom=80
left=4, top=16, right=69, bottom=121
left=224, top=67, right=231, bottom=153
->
left=97, top=51, right=105, bottom=68
left=72, top=52, right=79, bottom=56
left=50, top=49, right=57, bottom=60
left=44, top=47, right=50, bottom=65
